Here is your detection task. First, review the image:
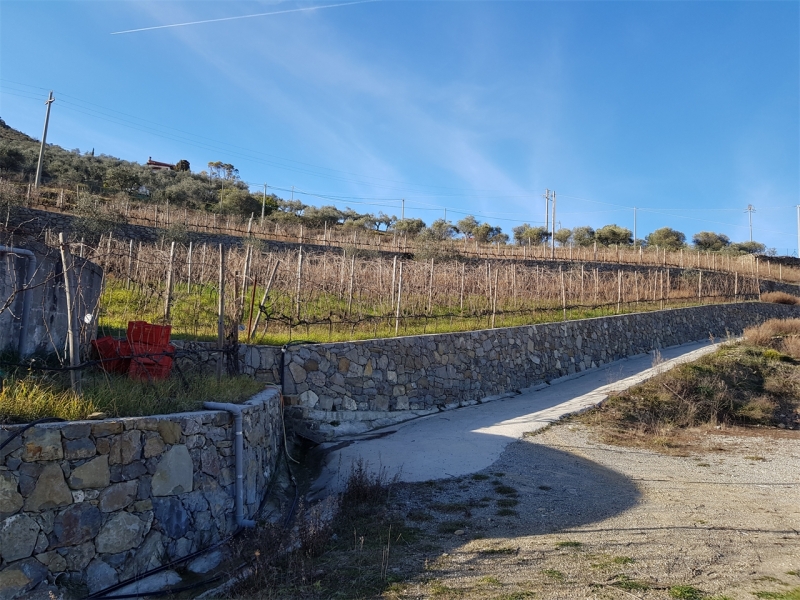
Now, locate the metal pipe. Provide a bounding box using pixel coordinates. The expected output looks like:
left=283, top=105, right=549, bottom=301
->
left=202, top=402, right=256, bottom=528
left=0, top=246, right=37, bottom=357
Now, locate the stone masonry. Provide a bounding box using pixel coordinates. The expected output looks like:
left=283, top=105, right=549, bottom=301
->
left=282, top=302, right=800, bottom=437
left=0, top=388, right=282, bottom=598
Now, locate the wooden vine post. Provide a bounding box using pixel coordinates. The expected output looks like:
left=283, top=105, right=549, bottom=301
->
left=59, top=233, right=81, bottom=394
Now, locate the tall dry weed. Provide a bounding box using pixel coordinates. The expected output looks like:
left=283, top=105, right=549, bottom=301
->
left=761, top=291, right=800, bottom=305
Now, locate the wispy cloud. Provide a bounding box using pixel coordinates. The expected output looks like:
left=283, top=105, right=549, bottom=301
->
left=110, top=0, right=377, bottom=35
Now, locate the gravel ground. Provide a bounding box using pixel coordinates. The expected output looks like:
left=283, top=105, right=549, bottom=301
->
left=385, top=423, right=800, bottom=599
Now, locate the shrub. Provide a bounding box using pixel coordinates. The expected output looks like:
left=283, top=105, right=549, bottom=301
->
left=761, top=291, right=800, bottom=305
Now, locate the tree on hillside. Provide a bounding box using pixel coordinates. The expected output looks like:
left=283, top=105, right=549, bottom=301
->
left=104, top=165, right=141, bottom=195
left=571, top=226, right=595, bottom=247
left=217, top=187, right=261, bottom=216
left=473, top=222, right=505, bottom=244
left=456, top=215, right=479, bottom=238
left=554, top=228, right=573, bottom=246
left=693, top=231, right=730, bottom=252
left=513, top=224, right=550, bottom=245
left=595, top=224, right=633, bottom=246
left=174, top=159, right=190, bottom=172
left=297, top=205, right=342, bottom=227
left=392, top=218, right=426, bottom=235
left=730, top=241, right=766, bottom=254
left=421, top=219, right=457, bottom=241
left=375, top=212, right=397, bottom=231
left=645, top=227, right=686, bottom=250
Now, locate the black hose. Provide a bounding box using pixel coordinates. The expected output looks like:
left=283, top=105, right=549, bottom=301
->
left=89, top=575, right=223, bottom=599
left=0, top=417, right=65, bottom=452
left=85, top=534, right=234, bottom=599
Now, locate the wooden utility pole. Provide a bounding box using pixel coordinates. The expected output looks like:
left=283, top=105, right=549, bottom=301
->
left=34, top=91, right=55, bottom=189
left=550, top=191, right=557, bottom=259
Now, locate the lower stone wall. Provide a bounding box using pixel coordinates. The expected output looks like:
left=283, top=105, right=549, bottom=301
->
left=0, top=388, right=282, bottom=598
left=281, top=302, right=800, bottom=437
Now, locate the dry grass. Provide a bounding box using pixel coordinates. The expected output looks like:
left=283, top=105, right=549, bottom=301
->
left=229, top=459, right=413, bottom=600
left=744, top=318, right=800, bottom=354
left=761, top=291, right=800, bottom=305
left=0, top=371, right=264, bottom=423
left=579, top=339, right=800, bottom=451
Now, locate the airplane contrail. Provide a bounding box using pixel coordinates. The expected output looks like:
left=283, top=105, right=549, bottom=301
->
left=111, top=0, right=377, bottom=35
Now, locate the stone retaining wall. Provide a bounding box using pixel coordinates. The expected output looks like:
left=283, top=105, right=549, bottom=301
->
left=0, top=388, right=282, bottom=598
left=281, top=302, right=799, bottom=437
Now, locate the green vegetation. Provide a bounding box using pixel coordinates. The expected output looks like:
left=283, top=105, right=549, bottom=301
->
left=753, top=589, right=800, bottom=600
left=555, top=541, right=583, bottom=548
left=0, top=371, right=264, bottom=423
left=669, top=585, right=705, bottom=599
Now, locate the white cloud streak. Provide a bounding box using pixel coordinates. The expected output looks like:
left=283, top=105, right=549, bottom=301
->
left=110, top=0, right=378, bottom=35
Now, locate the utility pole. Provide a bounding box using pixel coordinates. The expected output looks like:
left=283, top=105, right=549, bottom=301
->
left=633, top=207, right=637, bottom=244
left=551, top=190, right=557, bottom=259
left=401, top=198, right=405, bottom=220
left=444, top=207, right=447, bottom=221
left=34, top=91, right=55, bottom=189
left=745, top=204, right=756, bottom=242
left=543, top=188, right=550, bottom=232
left=261, top=183, right=267, bottom=223
left=796, top=205, right=799, bottom=258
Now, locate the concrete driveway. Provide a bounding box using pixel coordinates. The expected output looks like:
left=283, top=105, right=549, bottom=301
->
left=310, top=339, right=720, bottom=497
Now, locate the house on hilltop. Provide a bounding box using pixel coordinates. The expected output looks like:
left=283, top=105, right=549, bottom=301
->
left=147, top=157, right=174, bottom=171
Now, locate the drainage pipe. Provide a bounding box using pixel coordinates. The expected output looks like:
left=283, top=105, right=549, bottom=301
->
left=0, top=246, right=37, bottom=357
left=202, top=402, right=257, bottom=528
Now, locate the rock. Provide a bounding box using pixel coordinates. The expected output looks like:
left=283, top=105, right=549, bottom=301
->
left=151, top=445, right=193, bottom=496
left=87, top=412, right=109, bottom=421
left=68, top=455, right=110, bottom=489
left=143, top=433, right=165, bottom=458
left=119, top=531, right=164, bottom=580
left=109, top=430, right=142, bottom=465
left=152, top=496, right=189, bottom=538
left=63, top=541, right=95, bottom=571
left=300, top=390, right=319, bottom=408
left=51, top=502, right=102, bottom=547
left=91, top=421, right=122, bottom=437
left=60, top=423, right=91, bottom=440
left=62, top=437, right=96, bottom=460
left=453, top=529, right=465, bottom=536
left=289, top=362, right=307, bottom=383
left=158, top=421, right=182, bottom=445
left=34, top=551, right=66, bottom=572
left=86, top=558, right=118, bottom=595
left=96, top=512, right=146, bottom=554
left=22, top=428, right=62, bottom=462
left=200, top=446, right=220, bottom=477
left=0, top=558, right=48, bottom=600
left=0, top=472, right=23, bottom=517
left=23, top=463, right=73, bottom=511
left=98, top=480, right=138, bottom=512
left=113, top=570, right=181, bottom=596
left=0, top=514, right=40, bottom=561
left=186, top=550, right=223, bottom=574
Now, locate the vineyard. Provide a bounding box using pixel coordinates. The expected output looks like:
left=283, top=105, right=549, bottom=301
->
left=63, top=234, right=762, bottom=345
left=3, top=189, right=789, bottom=345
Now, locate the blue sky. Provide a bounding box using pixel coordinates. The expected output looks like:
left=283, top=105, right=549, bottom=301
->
left=1, top=1, right=798, bottom=252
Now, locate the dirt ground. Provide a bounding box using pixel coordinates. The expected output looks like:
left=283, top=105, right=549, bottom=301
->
left=380, top=423, right=800, bottom=600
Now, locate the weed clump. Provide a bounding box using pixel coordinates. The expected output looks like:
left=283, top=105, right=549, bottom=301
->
left=581, top=333, right=800, bottom=447
left=761, top=291, right=800, bottom=306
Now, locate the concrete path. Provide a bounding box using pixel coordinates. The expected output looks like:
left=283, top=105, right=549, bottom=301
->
left=310, top=340, right=721, bottom=496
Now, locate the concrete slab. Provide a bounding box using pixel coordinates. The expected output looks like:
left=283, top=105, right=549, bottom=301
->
left=310, top=340, right=721, bottom=497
